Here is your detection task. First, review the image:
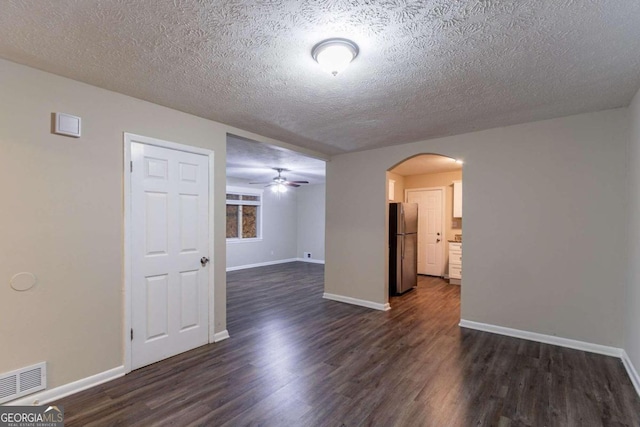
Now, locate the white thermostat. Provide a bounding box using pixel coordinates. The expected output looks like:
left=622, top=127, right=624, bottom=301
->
left=53, top=112, right=81, bottom=137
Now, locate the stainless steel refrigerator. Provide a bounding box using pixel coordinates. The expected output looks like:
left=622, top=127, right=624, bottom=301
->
left=389, top=203, right=418, bottom=295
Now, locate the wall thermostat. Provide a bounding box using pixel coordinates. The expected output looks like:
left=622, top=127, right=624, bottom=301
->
left=53, top=112, right=81, bottom=137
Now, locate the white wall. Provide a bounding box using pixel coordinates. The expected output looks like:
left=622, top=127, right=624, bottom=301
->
left=226, top=182, right=298, bottom=269
left=326, top=109, right=627, bottom=348
left=626, top=88, right=640, bottom=375
left=296, top=184, right=326, bottom=262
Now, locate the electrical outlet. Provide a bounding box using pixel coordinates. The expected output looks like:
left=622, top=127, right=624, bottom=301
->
left=303, top=252, right=312, bottom=259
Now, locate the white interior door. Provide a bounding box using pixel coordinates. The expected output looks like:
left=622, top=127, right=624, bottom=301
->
left=131, top=141, right=209, bottom=370
left=407, top=189, right=444, bottom=276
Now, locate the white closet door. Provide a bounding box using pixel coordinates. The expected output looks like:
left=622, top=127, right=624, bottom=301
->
left=131, top=141, right=209, bottom=370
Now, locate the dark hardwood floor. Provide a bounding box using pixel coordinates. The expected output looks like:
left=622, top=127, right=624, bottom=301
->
left=57, top=262, right=640, bottom=426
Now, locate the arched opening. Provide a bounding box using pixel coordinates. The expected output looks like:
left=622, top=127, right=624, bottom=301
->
left=386, top=153, right=463, bottom=319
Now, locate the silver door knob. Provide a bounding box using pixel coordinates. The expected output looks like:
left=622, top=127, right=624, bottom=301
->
left=201, top=257, right=210, bottom=267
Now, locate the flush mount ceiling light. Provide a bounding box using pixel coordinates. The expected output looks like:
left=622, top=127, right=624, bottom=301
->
left=311, top=38, right=359, bottom=76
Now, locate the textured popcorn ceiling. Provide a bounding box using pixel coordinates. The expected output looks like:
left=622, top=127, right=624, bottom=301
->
left=1, top=1, right=640, bottom=155
left=226, top=134, right=326, bottom=185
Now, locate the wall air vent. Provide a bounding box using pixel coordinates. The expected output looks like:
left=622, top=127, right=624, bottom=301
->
left=0, top=362, right=46, bottom=404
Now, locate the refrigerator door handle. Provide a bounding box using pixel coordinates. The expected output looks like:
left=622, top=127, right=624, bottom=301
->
left=401, top=236, right=405, bottom=260
left=400, top=204, right=404, bottom=234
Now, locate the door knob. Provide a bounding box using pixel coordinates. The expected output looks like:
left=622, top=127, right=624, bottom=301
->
left=201, top=257, right=210, bottom=267
left=436, top=239, right=441, bottom=243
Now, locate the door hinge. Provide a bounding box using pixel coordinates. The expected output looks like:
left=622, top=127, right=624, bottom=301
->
left=130, top=161, right=133, bottom=173
left=131, top=328, right=133, bottom=341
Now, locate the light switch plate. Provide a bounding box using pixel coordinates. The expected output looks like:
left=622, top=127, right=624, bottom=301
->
left=53, top=112, right=81, bottom=137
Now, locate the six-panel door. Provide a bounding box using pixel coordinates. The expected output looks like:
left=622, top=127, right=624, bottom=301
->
left=131, top=142, right=209, bottom=370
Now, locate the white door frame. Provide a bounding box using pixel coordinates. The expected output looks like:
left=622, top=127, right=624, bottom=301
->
left=123, top=133, right=216, bottom=373
left=405, top=186, right=446, bottom=277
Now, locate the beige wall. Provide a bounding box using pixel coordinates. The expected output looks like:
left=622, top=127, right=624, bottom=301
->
left=0, top=59, right=318, bottom=392
left=403, top=169, right=463, bottom=267
left=626, top=87, right=640, bottom=373
left=326, top=108, right=627, bottom=347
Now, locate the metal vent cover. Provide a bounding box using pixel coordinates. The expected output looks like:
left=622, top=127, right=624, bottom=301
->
left=0, top=362, right=46, bottom=404
left=0, top=375, right=17, bottom=401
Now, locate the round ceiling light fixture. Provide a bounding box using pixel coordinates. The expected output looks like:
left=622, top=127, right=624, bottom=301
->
left=311, top=38, right=359, bottom=76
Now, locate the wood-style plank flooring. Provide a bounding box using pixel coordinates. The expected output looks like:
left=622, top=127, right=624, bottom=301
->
left=57, top=262, right=640, bottom=426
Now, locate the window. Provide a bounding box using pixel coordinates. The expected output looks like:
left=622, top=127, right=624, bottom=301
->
left=226, top=188, right=262, bottom=241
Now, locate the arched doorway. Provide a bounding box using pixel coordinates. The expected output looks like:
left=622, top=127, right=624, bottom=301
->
left=386, top=154, right=463, bottom=313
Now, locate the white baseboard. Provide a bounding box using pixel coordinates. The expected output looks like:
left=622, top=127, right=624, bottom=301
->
left=7, top=365, right=125, bottom=406
left=622, top=350, right=640, bottom=398
left=213, top=330, right=230, bottom=342
left=226, top=258, right=297, bottom=272
left=296, top=257, right=325, bottom=264
left=459, top=319, right=623, bottom=357
left=323, top=292, right=391, bottom=311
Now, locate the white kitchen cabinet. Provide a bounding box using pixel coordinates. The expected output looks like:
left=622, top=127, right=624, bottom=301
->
left=449, top=242, right=462, bottom=285
left=453, top=181, right=462, bottom=218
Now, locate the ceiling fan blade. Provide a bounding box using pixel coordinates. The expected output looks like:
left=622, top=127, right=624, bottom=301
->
left=288, top=180, right=309, bottom=184
left=249, top=181, right=271, bottom=185
left=284, top=183, right=301, bottom=187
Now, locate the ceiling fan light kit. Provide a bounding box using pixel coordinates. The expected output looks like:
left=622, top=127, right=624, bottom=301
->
left=272, top=183, right=288, bottom=193
left=311, top=38, right=359, bottom=76
left=250, top=168, right=310, bottom=191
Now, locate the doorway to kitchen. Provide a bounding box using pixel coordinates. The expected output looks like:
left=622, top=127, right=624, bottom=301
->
left=387, top=154, right=463, bottom=287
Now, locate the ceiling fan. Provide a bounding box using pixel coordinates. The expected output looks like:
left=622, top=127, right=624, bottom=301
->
left=250, top=168, right=309, bottom=192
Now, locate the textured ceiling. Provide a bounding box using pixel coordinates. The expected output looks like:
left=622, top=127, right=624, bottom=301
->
left=226, top=134, right=326, bottom=185
left=391, top=154, right=462, bottom=176
left=1, top=1, right=640, bottom=155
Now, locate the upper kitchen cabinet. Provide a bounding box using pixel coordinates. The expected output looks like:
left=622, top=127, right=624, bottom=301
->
left=453, top=180, right=462, bottom=218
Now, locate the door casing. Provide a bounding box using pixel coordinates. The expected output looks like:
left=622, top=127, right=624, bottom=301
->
left=123, top=133, right=216, bottom=373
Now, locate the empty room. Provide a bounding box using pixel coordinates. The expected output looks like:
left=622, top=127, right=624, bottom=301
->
left=2, top=1, right=640, bottom=426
